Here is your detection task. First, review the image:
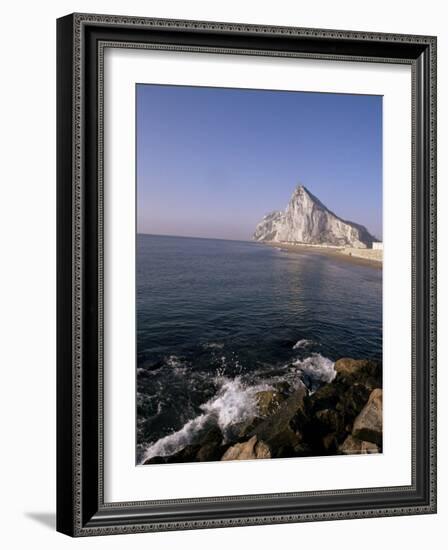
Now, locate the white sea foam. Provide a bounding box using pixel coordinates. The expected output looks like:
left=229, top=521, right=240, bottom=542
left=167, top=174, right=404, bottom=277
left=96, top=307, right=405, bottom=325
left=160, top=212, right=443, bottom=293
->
left=141, top=412, right=210, bottom=461
left=163, top=355, right=190, bottom=377
left=292, top=339, right=314, bottom=349
left=141, top=354, right=335, bottom=463
left=201, top=377, right=267, bottom=433
left=166, top=355, right=184, bottom=368
left=141, top=377, right=270, bottom=462
left=292, top=353, right=335, bottom=391
left=202, top=342, right=224, bottom=350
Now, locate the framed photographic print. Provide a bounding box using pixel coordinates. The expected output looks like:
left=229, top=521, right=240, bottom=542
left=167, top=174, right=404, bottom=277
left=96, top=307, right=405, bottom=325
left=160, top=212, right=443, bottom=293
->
left=56, top=13, right=437, bottom=536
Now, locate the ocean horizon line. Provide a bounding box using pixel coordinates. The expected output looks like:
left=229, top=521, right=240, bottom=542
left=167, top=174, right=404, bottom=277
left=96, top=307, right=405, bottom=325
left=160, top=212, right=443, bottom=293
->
left=137, top=232, right=255, bottom=244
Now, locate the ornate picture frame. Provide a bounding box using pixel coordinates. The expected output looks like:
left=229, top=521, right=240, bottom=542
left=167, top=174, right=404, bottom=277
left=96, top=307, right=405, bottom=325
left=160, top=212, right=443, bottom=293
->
left=57, top=13, right=437, bottom=536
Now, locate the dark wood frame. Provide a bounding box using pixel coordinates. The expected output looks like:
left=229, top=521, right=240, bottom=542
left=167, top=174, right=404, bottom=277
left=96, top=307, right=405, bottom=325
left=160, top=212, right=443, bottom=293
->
left=57, top=13, right=437, bottom=537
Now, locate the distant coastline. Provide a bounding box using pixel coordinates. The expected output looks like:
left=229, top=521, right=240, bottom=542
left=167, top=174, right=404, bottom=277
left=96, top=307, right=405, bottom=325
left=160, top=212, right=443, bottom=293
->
left=138, top=233, right=382, bottom=268
left=262, top=241, right=382, bottom=268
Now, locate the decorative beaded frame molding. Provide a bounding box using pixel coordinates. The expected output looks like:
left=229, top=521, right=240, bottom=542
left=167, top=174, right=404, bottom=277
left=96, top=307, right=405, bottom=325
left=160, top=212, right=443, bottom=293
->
left=56, top=13, right=437, bottom=537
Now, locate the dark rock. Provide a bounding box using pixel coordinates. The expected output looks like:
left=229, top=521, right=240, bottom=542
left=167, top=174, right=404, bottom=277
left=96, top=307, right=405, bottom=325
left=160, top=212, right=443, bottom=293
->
left=336, top=383, right=371, bottom=420
left=291, top=358, right=382, bottom=455
left=196, top=426, right=225, bottom=462
left=363, top=376, right=382, bottom=392
left=322, top=433, right=339, bottom=452
left=229, top=417, right=264, bottom=441
left=249, top=386, right=307, bottom=458
left=315, top=408, right=343, bottom=433
left=273, top=381, right=292, bottom=396
left=352, top=389, right=383, bottom=446
left=297, top=402, right=345, bottom=453
left=308, top=383, right=340, bottom=411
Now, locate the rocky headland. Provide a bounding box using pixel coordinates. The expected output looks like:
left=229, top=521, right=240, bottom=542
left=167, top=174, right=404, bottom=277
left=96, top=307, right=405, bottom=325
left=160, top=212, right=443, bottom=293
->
left=143, top=358, right=383, bottom=464
left=253, top=185, right=382, bottom=262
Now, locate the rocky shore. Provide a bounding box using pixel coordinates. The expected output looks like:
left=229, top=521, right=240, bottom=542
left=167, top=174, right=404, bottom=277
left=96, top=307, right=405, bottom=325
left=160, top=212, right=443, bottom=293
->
left=143, top=358, right=382, bottom=464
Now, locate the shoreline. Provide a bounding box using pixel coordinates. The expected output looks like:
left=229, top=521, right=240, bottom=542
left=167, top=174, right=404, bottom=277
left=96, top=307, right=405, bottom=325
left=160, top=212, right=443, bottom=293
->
left=142, top=357, right=383, bottom=464
left=262, top=241, right=382, bottom=269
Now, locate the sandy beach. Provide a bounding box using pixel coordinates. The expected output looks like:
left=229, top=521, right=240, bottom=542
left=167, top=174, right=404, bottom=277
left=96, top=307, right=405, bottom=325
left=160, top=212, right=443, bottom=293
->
left=263, top=241, right=382, bottom=269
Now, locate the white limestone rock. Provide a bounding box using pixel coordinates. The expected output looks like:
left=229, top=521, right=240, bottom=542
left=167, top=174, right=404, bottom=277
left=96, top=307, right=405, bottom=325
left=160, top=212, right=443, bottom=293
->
left=253, top=185, right=375, bottom=249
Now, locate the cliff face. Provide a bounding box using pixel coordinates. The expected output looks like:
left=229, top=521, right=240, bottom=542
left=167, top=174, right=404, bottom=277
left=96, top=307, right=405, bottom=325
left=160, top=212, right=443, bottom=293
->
left=253, top=185, right=375, bottom=249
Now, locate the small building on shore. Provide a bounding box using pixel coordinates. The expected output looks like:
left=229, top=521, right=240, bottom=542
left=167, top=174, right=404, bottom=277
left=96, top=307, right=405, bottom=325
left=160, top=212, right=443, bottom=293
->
left=372, top=242, right=383, bottom=250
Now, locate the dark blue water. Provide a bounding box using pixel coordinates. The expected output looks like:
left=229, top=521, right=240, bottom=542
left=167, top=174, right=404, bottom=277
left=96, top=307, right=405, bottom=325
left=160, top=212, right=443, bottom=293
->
left=136, top=234, right=382, bottom=461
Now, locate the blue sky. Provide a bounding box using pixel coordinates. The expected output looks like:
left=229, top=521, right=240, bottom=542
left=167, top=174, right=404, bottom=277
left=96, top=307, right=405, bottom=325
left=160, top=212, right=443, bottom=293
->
left=137, top=84, right=382, bottom=240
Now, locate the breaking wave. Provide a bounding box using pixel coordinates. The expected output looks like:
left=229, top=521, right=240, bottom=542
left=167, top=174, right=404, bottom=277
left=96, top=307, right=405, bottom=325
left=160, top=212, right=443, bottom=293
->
left=140, top=353, right=335, bottom=463
left=292, top=339, right=314, bottom=349
left=141, top=377, right=271, bottom=462
left=293, top=353, right=336, bottom=392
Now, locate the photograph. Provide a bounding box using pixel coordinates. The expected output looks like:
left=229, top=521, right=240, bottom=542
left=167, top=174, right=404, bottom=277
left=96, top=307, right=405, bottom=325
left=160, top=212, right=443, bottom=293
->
left=0, top=2, right=441, bottom=545
left=136, top=84, right=383, bottom=465
left=53, top=6, right=437, bottom=540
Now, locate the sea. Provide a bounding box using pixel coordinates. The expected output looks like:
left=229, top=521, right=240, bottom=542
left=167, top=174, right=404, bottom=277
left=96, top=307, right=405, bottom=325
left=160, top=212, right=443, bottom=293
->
left=136, top=233, right=382, bottom=463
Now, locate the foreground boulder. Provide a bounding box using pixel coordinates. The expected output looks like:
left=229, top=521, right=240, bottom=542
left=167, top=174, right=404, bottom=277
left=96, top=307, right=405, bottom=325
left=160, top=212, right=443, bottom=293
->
left=352, top=389, right=383, bottom=446
left=248, top=386, right=308, bottom=457
left=339, top=434, right=380, bottom=454
left=336, top=383, right=371, bottom=420
left=291, top=359, right=382, bottom=454
left=334, top=358, right=381, bottom=388
left=255, top=390, right=285, bottom=416
left=315, top=408, right=343, bottom=433
left=196, top=426, right=227, bottom=461
left=221, top=435, right=271, bottom=461
left=230, top=417, right=264, bottom=441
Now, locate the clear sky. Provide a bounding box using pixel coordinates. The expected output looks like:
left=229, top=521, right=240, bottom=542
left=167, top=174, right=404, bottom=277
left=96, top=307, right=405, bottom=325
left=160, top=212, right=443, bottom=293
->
left=137, top=84, right=382, bottom=241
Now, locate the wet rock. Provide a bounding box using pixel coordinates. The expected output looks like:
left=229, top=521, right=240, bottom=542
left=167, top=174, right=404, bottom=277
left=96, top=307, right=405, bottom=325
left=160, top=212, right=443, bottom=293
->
left=229, top=417, right=264, bottom=441
left=339, top=434, right=380, bottom=454
left=221, top=435, right=271, bottom=461
left=315, top=408, right=343, bottom=433
left=334, top=358, right=381, bottom=387
left=293, top=361, right=381, bottom=454
left=249, top=386, right=307, bottom=457
left=336, top=383, right=371, bottom=420
left=352, top=389, right=383, bottom=446
left=144, top=357, right=383, bottom=463
left=322, top=433, right=338, bottom=452
left=196, top=426, right=225, bottom=462
left=255, top=390, right=285, bottom=416
left=308, top=383, right=339, bottom=410
left=273, top=381, right=292, bottom=396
